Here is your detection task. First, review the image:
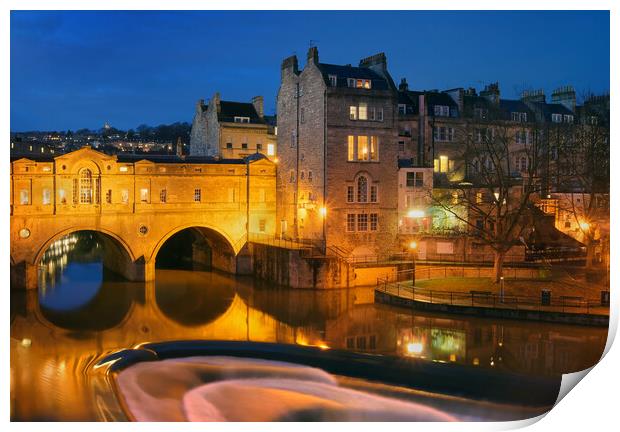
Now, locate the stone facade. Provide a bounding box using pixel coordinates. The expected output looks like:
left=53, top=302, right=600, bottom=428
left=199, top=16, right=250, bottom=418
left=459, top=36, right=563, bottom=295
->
left=189, top=99, right=209, bottom=156
left=190, top=92, right=277, bottom=160
left=10, top=147, right=277, bottom=289
left=277, top=47, right=400, bottom=259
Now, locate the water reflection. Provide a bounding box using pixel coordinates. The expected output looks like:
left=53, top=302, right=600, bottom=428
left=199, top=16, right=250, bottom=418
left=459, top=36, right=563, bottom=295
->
left=10, top=233, right=607, bottom=420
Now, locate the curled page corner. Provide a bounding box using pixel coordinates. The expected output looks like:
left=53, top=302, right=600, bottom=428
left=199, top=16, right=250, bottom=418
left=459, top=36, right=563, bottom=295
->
left=555, top=366, right=595, bottom=407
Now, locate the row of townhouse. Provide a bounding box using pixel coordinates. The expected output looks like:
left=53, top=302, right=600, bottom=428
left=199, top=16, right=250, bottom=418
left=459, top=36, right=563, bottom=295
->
left=190, top=47, right=609, bottom=263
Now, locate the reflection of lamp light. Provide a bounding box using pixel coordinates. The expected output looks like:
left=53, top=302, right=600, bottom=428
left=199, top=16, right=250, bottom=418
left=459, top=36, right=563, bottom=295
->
left=406, top=342, right=423, bottom=354
left=409, top=241, right=417, bottom=250
left=407, top=209, right=425, bottom=218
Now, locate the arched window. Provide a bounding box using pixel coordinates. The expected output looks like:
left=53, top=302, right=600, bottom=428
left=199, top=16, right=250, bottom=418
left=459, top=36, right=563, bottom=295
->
left=357, top=176, right=368, bottom=203
left=79, top=169, right=93, bottom=204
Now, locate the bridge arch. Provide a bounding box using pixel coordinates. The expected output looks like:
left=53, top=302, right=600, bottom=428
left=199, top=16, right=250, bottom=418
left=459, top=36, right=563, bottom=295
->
left=32, top=227, right=145, bottom=287
left=34, top=227, right=137, bottom=267
left=150, top=224, right=241, bottom=274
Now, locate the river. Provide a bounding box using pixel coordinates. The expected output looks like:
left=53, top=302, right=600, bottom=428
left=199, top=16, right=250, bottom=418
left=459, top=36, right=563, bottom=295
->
left=10, top=232, right=607, bottom=421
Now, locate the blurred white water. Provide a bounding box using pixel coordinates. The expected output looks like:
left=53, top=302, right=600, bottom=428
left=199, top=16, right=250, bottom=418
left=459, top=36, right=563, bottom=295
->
left=116, top=356, right=456, bottom=421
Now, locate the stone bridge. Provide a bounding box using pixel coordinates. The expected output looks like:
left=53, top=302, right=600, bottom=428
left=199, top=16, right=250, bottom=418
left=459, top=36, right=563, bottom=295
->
left=10, top=147, right=276, bottom=289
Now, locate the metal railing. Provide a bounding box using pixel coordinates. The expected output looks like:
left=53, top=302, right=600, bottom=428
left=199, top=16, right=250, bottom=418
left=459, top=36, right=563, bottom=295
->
left=376, top=275, right=608, bottom=316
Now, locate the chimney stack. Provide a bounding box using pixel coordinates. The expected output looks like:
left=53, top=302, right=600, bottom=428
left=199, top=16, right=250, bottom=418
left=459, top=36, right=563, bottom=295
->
left=480, top=82, right=500, bottom=104
left=521, top=89, right=546, bottom=103
left=252, top=95, right=264, bottom=118
left=399, top=78, right=409, bottom=92
left=307, top=46, right=319, bottom=65
left=551, top=86, right=576, bottom=112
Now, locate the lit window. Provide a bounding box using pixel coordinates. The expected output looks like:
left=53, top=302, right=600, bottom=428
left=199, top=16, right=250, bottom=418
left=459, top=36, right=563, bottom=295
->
left=20, top=190, right=29, bottom=205
left=357, top=214, right=368, bottom=231
left=357, top=136, right=369, bottom=161
left=42, top=189, right=51, bottom=205
left=370, top=136, right=378, bottom=161
left=140, top=188, right=149, bottom=203
left=434, top=159, right=439, bottom=172
left=346, top=214, right=356, bottom=232
left=440, top=156, right=449, bottom=173
left=552, top=113, right=562, bottom=123
left=347, top=136, right=355, bottom=161
left=563, top=114, right=574, bottom=123
left=349, top=106, right=357, bottom=120
left=358, top=103, right=368, bottom=120
left=234, top=116, right=250, bottom=123
left=267, top=143, right=275, bottom=156
left=119, top=166, right=128, bottom=172
left=79, top=169, right=93, bottom=204
left=476, top=192, right=482, bottom=204
left=160, top=189, right=167, bottom=203
left=328, top=75, right=337, bottom=86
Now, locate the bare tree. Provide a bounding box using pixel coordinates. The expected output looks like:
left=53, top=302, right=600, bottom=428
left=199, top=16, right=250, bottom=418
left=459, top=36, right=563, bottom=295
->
left=553, top=114, right=610, bottom=269
left=430, top=119, right=543, bottom=282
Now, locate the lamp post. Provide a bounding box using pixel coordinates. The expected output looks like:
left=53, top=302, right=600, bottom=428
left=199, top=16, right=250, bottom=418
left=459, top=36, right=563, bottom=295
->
left=320, top=206, right=327, bottom=254
left=409, top=240, right=418, bottom=288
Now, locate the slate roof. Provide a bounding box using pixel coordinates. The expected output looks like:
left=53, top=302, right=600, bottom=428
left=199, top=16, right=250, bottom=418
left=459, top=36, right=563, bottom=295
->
left=217, top=101, right=266, bottom=124
left=530, top=102, right=574, bottom=122
left=317, top=63, right=391, bottom=90
left=116, top=154, right=245, bottom=164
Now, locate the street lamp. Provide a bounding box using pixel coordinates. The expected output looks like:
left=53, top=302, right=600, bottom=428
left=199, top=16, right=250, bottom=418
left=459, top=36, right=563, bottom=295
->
left=320, top=206, right=327, bottom=254
left=409, top=240, right=417, bottom=287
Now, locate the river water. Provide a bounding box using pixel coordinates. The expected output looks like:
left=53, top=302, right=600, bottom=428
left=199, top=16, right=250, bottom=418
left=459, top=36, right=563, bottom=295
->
left=10, top=232, right=608, bottom=421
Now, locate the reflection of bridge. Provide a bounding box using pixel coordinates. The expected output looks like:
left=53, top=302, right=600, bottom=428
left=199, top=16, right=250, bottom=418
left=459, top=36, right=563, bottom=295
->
left=10, top=147, right=276, bottom=289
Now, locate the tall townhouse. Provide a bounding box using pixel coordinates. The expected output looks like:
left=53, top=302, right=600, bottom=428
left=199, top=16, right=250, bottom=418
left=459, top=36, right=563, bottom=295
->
left=277, top=47, right=400, bottom=258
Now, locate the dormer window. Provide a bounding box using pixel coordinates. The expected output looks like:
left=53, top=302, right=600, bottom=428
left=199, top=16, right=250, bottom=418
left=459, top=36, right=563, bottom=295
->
left=328, top=74, right=337, bottom=86
left=348, top=78, right=371, bottom=89
left=552, top=113, right=562, bottom=123
left=398, top=104, right=406, bottom=115
left=234, top=116, right=250, bottom=123
left=563, top=114, right=574, bottom=124
left=434, top=105, right=450, bottom=117
left=589, top=116, right=598, bottom=125
left=511, top=112, right=527, bottom=122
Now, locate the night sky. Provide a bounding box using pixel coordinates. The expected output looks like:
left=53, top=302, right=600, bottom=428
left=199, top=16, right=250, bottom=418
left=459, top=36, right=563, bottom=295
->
left=11, top=10, right=610, bottom=132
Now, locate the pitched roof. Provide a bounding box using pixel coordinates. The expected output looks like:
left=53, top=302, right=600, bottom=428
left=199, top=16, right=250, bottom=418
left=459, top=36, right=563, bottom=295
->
left=317, top=63, right=390, bottom=90
left=116, top=154, right=244, bottom=165
left=217, top=101, right=265, bottom=124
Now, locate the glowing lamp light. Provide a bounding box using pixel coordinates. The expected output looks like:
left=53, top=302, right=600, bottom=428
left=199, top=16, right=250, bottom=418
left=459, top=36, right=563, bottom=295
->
left=319, top=206, right=327, bottom=218
left=406, top=342, right=424, bottom=354
left=273, top=157, right=279, bottom=164
left=407, top=209, right=425, bottom=218
left=409, top=241, right=418, bottom=250
left=579, top=221, right=590, bottom=231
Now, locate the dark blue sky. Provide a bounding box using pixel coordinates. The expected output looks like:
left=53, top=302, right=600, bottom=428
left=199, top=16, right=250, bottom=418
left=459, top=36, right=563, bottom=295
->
left=11, top=10, right=609, bottom=131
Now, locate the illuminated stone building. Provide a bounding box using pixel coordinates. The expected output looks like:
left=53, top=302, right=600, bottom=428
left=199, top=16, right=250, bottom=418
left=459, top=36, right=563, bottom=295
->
left=277, top=47, right=399, bottom=259
left=10, top=146, right=276, bottom=289
left=190, top=93, right=277, bottom=160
